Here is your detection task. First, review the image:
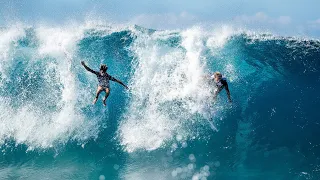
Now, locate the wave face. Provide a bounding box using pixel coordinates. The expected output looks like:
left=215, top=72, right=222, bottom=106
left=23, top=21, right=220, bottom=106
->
left=0, top=23, right=320, bottom=179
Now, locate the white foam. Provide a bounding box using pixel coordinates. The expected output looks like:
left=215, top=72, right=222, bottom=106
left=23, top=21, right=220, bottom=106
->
left=206, top=25, right=235, bottom=51
left=118, top=26, right=226, bottom=152
left=0, top=24, right=26, bottom=80
left=0, top=22, right=105, bottom=150
left=0, top=99, right=97, bottom=149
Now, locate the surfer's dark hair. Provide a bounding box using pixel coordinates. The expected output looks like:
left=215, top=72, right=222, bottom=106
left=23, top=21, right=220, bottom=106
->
left=100, top=64, right=108, bottom=72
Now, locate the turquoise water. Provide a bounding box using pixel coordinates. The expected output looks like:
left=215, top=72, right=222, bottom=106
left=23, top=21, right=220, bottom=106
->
left=0, top=24, right=319, bottom=180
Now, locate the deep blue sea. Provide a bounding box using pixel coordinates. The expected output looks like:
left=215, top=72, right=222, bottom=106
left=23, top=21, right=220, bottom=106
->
left=0, top=23, right=319, bottom=180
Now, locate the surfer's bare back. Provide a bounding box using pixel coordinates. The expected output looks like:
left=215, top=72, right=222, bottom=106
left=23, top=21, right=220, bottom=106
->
left=81, top=61, right=129, bottom=106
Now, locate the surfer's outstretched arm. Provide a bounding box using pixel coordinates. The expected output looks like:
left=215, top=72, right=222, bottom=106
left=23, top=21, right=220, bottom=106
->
left=224, top=83, right=232, bottom=102
left=113, top=78, right=129, bottom=90
left=81, top=61, right=97, bottom=74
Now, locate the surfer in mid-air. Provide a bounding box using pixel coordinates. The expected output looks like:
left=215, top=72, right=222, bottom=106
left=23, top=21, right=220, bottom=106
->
left=210, top=72, right=232, bottom=102
left=81, top=61, right=129, bottom=106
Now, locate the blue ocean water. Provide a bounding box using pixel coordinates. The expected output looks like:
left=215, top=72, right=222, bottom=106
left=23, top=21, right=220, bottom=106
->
left=0, top=23, right=319, bottom=180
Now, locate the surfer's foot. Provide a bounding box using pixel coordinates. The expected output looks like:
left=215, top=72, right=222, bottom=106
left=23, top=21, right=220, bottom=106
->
left=102, top=99, right=107, bottom=106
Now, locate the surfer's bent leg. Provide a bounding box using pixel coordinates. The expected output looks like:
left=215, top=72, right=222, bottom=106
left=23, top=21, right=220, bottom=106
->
left=102, top=88, right=110, bottom=106
left=93, top=86, right=104, bottom=104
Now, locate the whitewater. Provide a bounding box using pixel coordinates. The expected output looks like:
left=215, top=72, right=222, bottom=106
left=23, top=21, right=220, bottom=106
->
left=0, top=21, right=319, bottom=180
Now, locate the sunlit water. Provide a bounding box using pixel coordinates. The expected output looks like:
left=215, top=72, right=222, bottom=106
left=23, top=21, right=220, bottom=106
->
left=0, top=22, right=319, bottom=179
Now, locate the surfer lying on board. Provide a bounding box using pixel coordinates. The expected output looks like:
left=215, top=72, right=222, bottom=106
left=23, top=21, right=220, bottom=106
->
left=81, top=61, right=129, bottom=106
left=210, top=72, right=232, bottom=102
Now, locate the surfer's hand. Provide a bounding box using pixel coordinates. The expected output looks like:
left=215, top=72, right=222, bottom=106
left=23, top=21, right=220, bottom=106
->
left=125, top=86, right=129, bottom=90
left=81, top=61, right=85, bottom=66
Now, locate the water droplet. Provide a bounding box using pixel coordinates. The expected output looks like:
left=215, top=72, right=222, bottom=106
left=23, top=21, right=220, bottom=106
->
left=203, top=165, right=209, bottom=171
left=182, top=142, right=188, bottom=148
left=113, top=164, right=120, bottom=170
left=99, top=175, right=105, bottom=180
left=176, top=135, right=183, bottom=141
left=171, top=170, right=177, bottom=177
left=188, top=163, right=194, bottom=170
left=189, top=154, right=196, bottom=162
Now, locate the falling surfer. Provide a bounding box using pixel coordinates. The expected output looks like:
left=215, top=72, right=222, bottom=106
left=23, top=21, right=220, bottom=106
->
left=210, top=72, right=232, bottom=102
left=81, top=61, right=129, bottom=106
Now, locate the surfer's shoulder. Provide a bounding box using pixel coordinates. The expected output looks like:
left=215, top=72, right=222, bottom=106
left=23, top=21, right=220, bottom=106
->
left=221, top=77, right=228, bottom=84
